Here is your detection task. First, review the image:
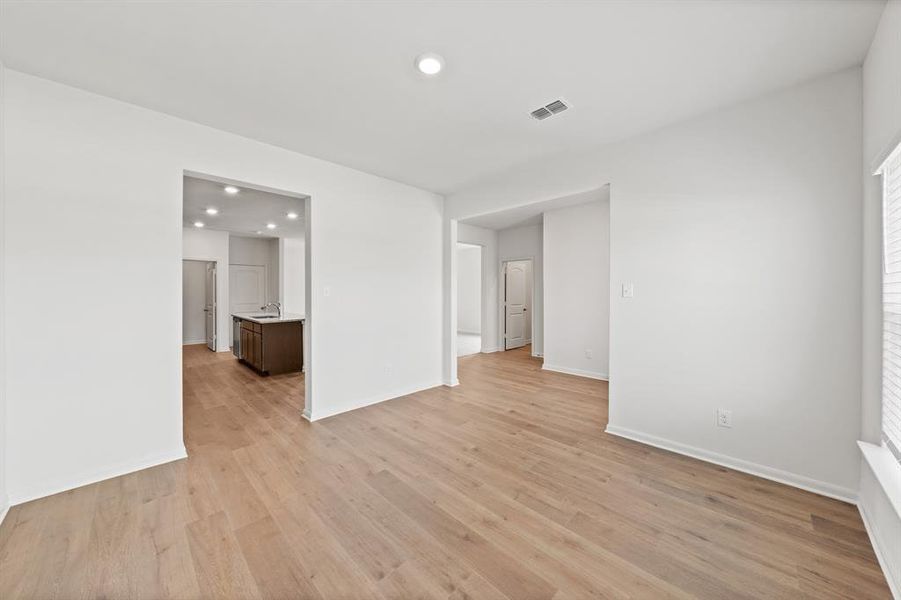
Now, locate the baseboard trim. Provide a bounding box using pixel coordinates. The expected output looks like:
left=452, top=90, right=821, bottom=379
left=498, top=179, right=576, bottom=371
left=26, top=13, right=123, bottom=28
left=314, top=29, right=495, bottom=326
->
left=305, top=380, right=444, bottom=422
left=858, top=500, right=901, bottom=599
left=605, top=424, right=857, bottom=504
left=481, top=346, right=500, bottom=354
left=443, top=379, right=460, bottom=387
left=182, top=340, right=206, bottom=346
left=8, top=445, right=188, bottom=507
left=0, top=495, right=9, bottom=528
left=457, top=330, right=481, bottom=336
left=542, top=363, right=609, bottom=381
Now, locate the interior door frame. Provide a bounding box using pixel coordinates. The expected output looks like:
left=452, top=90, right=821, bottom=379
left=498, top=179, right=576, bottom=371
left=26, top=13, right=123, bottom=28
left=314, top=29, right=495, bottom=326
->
left=204, top=261, right=217, bottom=351
left=182, top=258, right=221, bottom=348
left=499, top=256, right=535, bottom=352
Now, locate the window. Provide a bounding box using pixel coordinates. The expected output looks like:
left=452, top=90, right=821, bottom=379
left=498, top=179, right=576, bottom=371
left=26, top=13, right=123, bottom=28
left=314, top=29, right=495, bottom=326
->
left=880, top=140, right=901, bottom=462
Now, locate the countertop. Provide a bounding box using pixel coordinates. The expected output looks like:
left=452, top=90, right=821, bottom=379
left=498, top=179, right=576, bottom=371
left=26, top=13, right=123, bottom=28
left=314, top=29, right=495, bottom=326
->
left=232, top=312, right=305, bottom=324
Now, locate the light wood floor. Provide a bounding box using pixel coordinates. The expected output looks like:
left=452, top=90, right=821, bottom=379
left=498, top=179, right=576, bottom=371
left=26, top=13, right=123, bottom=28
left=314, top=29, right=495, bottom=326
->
left=0, top=345, right=891, bottom=599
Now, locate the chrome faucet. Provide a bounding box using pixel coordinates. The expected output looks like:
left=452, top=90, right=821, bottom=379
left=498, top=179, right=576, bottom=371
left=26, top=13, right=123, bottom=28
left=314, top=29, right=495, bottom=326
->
left=261, top=301, right=282, bottom=319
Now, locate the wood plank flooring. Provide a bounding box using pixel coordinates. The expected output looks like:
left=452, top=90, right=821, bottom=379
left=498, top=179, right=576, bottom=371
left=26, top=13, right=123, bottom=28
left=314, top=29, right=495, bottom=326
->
left=0, top=344, right=891, bottom=598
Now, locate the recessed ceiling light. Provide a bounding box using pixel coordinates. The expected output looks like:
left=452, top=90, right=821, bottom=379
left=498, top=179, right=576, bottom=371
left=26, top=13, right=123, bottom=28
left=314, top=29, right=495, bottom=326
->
left=256, top=230, right=262, bottom=235
left=266, top=223, right=277, bottom=229
left=205, top=207, right=219, bottom=215
left=224, top=186, right=239, bottom=195
left=193, top=221, right=204, bottom=228
left=415, top=53, right=444, bottom=76
left=286, top=212, right=298, bottom=219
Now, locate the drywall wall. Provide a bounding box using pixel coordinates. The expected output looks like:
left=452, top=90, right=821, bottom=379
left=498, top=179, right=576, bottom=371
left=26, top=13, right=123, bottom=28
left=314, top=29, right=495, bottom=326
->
left=860, top=1, right=901, bottom=595
left=446, top=68, right=863, bottom=499
left=457, top=244, right=481, bottom=334
left=280, top=236, right=305, bottom=315
left=182, top=260, right=208, bottom=344
left=229, top=234, right=279, bottom=304
left=498, top=224, right=543, bottom=355
left=863, top=0, right=901, bottom=444
left=457, top=223, right=499, bottom=351
left=268, top=236, right=279, bottom=305
left=2, top=68, right=442, bottom=504
left=0, top=62, right=7, bottom=523
left=183, top=227, right=230, bottom=352
left=543, top=201, right=609, bottom=379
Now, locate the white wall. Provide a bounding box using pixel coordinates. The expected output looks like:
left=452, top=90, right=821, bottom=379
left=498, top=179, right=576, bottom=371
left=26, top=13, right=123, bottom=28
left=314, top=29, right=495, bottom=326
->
left=862, top=1, right=901, bottom=444
left=498, top=224, right=542, bottom=355
left=183, top=227, right=230, bottom=352
left=457, top=223, right=499, bottom=352
left=457, top=245, right=481, bottom=334
left=268, top=236, right=279, bottom=306
left=182, top=260, right=208, bottom=344
left=446, top=68, right=864, bottom=500
left=543, top=201, right=609, bottom=379
left=2, top=69, right=443, bottom=504
left=280, top=236, right=305, bottom=315
left=0, top=62, right=8, bottom=522
left=860, top=1, right=901, bottom=595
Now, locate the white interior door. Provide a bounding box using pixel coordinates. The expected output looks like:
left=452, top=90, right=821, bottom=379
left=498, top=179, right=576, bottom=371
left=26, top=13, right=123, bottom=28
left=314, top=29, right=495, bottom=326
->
left=204, top=262, right=217, bottom=351
left=229, top=264, right=267, bottom=344
left=504, top=262, right=527, bottom=350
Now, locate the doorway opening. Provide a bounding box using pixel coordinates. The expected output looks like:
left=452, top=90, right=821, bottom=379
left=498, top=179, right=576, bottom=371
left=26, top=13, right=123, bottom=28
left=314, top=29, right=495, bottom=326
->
left=181, top=171, right=310, bottom=429
left=182, top=260, right=217, bottom=350
left=457, top=242, right=482, bottom=356
left=446, top=185, right=610, bottom=387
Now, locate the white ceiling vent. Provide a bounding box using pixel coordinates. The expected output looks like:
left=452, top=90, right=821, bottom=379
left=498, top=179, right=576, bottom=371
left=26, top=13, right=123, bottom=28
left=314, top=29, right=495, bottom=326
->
left=531, top=98, right=570, bottom=120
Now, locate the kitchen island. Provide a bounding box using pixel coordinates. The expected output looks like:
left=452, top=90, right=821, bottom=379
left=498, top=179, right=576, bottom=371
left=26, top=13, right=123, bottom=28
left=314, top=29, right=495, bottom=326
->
left=232, top=312, right=304, bottom=375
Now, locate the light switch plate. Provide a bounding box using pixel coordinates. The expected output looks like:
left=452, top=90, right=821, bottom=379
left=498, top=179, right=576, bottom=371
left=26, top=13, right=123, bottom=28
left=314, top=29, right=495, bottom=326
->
left=622, top=283, right=634, bottom=298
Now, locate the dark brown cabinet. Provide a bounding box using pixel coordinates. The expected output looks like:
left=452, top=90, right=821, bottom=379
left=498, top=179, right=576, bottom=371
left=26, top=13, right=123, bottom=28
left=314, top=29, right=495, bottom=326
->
left=238, top=318, right=302, bottom=375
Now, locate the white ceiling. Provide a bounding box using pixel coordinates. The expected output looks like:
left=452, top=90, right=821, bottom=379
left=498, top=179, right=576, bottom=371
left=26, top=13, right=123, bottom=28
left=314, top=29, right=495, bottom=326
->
left=0, top=1, right=886, bottom=194
left=462, top=186, right=609, bottom=230
left=183, top=176, right=305, bottom=238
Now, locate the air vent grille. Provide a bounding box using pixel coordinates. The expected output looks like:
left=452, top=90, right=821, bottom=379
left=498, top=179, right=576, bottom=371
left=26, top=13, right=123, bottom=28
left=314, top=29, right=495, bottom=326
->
left=546, top=100, right=568, bottom=114
left=530, top=98, right=571, bottom=120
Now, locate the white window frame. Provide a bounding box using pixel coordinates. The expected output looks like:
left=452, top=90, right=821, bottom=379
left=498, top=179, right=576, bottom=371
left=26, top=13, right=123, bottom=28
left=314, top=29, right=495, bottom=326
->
left=879, top=139, right=901, bottom=463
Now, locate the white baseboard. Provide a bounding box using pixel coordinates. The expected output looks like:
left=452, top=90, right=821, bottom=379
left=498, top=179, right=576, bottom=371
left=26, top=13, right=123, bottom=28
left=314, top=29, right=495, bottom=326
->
left=8, top=445, right=188, bottom=507
left=605, top=424, right=857, bottom=504
left=304, top=380, right=444, bottom=422
left=481, top=346, right=500, bottom=353
left=0, top=494, right=9, bottom=528
left=858, top=500, right=901, bottom=599
left=443, top=379, right=460, bottom=387
left=182, top=340, right=206, bottom=346
left=542, top=363, right=609, bottom=381
left=457, top=330, right=481, bottom=336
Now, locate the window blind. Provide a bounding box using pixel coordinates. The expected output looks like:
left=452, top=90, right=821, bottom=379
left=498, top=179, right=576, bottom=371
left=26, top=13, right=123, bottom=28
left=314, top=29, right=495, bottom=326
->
left=881, top=142, right=901, bottom=462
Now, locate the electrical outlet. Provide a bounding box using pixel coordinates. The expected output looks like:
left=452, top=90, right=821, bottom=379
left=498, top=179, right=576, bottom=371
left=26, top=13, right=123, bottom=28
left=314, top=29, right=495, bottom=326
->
left=716, top=408, right=733, bottom=428
left=323, top=286, right=331, bottom=297
left=622, top=283, right=634, bottom=298
left=585, top=349, right=593, bottom=359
